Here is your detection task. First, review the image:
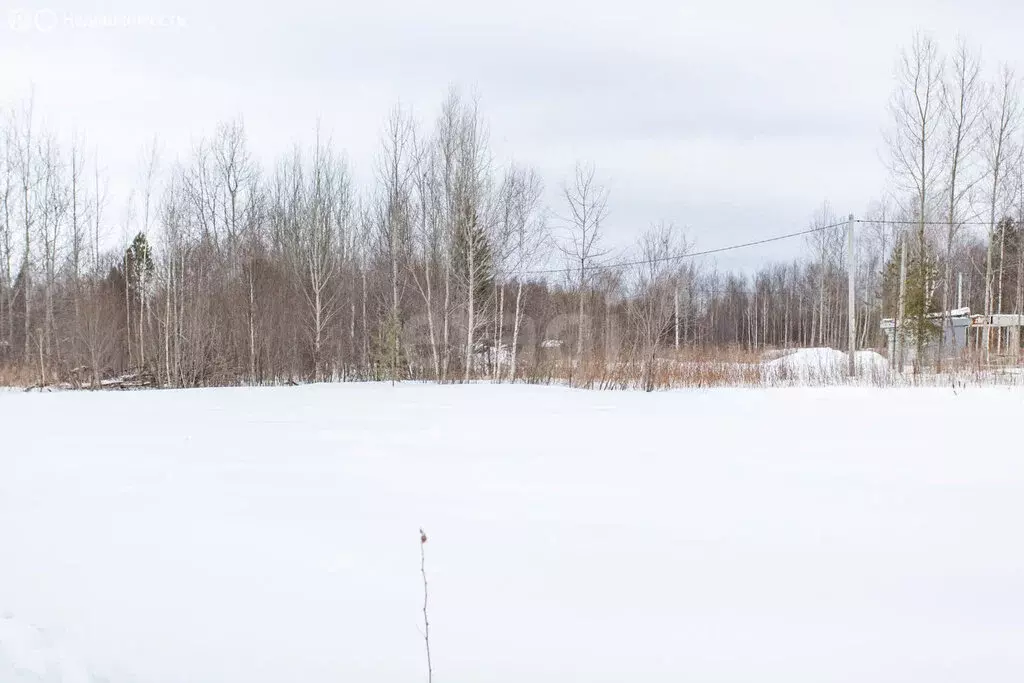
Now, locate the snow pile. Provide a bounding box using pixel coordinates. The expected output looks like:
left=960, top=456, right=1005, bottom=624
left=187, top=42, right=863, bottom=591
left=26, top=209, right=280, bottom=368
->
left=0, top=615, right=97, bottom=683
left=855, top=349, right=891, bottom=375
left=763, top=347, right=846, bottom=382
left=763, top=348, right=892, bottom=383
left=2, top=384, right=1023, bottom=682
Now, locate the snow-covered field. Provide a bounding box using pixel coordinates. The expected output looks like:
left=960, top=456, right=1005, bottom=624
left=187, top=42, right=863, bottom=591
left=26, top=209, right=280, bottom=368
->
left=2, top=383, right=1024, bottom=682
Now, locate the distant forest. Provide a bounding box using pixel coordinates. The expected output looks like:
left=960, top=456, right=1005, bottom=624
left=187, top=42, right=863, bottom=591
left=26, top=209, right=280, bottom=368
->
left=1, top=34, right=1022, bottom=387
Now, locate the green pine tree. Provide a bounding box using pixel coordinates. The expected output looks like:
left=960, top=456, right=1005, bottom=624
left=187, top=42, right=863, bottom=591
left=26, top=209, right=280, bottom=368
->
left=882, top=236, right=941, bottom=349
left=125, top=232, right=154, bottom=294
left=452, top=200, right=494, bottom=308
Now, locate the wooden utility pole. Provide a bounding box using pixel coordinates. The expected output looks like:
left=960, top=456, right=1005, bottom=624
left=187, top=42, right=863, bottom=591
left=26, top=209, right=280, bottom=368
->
left=896, top=233, right=908, bottom=370
left=847, top=214, right=856, bottom=377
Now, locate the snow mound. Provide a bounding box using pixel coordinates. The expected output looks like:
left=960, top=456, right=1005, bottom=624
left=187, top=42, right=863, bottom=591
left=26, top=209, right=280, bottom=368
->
left=0, top=615, right=99, bottom=683
left=763, top=348, right=892, bottom=382
left=855, top=350, right=890, bottom=374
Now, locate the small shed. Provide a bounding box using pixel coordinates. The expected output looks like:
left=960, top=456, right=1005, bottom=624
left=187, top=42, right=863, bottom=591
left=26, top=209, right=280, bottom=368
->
left=880, top=307, right=972, bottom=362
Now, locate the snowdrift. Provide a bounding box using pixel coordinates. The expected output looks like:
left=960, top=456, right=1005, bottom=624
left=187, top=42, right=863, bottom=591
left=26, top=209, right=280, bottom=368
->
left=762, top=347, right=891, bottom=383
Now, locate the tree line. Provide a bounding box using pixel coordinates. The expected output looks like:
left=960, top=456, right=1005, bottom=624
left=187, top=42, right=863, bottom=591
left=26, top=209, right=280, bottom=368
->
left=1, top=35, right=1022, bottom=388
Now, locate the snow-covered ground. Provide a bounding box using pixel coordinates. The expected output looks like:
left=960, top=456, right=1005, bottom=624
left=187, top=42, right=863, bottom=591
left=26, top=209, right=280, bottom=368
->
left=2, top=383, right=1024, bottom=682
left=0, top=616, right=96, bottom=683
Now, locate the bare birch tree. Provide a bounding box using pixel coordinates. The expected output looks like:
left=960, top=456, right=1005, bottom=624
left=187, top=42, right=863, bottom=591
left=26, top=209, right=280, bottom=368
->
left=560, top=161, right=609, bottom=362
left=805, top=200, right=841, bottom=346
left=375, top=107, right=416, bottom=381
left=982, top=66, right=1021, bottom=359
left=439, top=96, right=493, bottom=382
left=630, top=222, right=688, bottom=390
left=887, top=33, right=944, bottom=369
left=498, top=164, right=546, bottom=380
left=938, top=40, right=984, bottom=365
left=0, top=114, right=14, bottom=356
left=13, top=96, right=36, bottom=364
left=213, top=119, right=261, bottom=380
left=36, top=132, right=69, bottom=375
left=67, top=134, right=89, bottom=360
left=289, top=131, right=350, bottom=380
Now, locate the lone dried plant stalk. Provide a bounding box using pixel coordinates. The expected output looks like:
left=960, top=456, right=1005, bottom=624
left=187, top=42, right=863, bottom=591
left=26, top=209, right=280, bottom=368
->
left=420, top=528, right=433, bottom=683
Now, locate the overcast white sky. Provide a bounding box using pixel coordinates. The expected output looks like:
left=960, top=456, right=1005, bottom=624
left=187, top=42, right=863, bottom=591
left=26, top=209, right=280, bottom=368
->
left=2, top=0, right=1023, bottom=269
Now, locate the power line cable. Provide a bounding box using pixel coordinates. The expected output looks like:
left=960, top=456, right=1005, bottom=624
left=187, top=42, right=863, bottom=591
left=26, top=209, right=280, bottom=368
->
left=524, top=219, right=849, bottom=276
left=523, top=215, right=1017, bottom=277
left=857, top=219, right=997, bottom=227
